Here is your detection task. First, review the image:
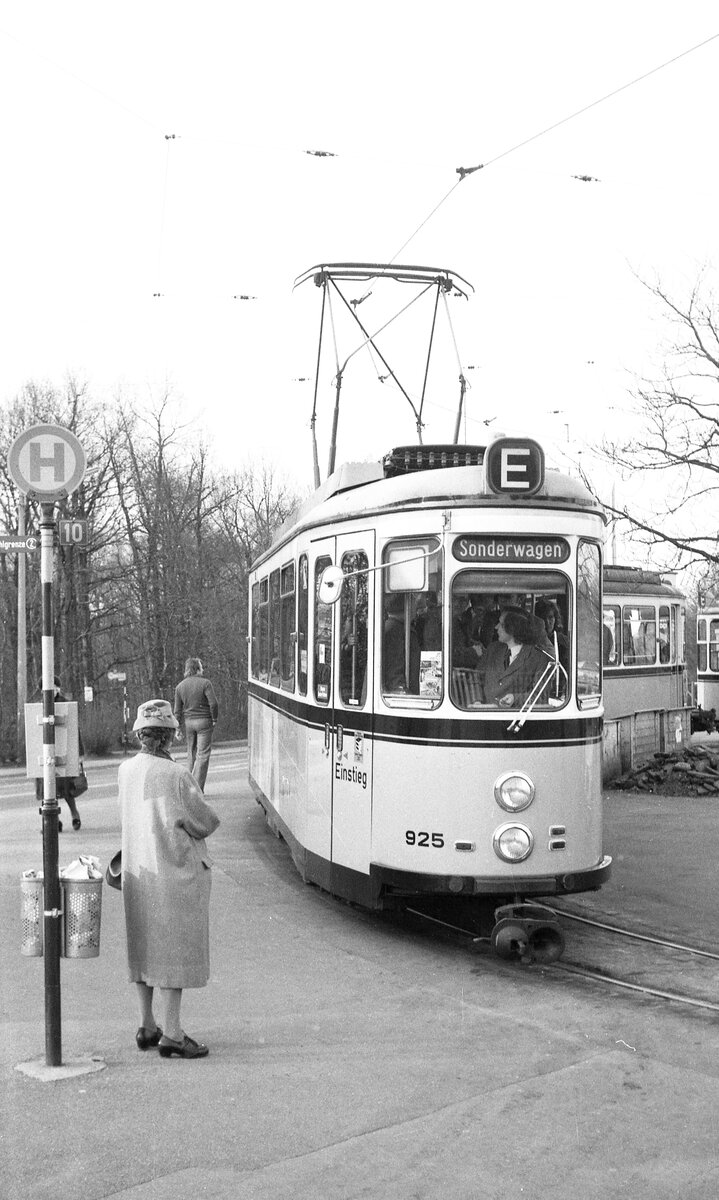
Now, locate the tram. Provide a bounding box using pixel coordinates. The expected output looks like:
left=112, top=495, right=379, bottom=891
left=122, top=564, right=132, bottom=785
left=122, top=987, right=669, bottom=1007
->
left=602, top=565, right=687, bottom=720
left=248, top=436, right=612, bottom=956
left=696, top=606, right=719, bottom=711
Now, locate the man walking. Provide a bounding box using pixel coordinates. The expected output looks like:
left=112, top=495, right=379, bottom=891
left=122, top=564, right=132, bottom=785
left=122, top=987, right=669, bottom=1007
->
left=173, top=658, right=219, bottom=792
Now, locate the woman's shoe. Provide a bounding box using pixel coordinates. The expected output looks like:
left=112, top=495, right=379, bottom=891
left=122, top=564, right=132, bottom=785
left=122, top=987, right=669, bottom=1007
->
left=136, top=1025, right=163, bottom=1050
left=72, top=816, right=81, bottom=830
left=158, top=1034, right=209, bottom=1059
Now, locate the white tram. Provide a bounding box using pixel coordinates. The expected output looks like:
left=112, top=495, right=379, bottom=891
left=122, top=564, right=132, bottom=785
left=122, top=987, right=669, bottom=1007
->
left=696, top=607, right=719, bottom=711
left=248, top=436, right=611, bottom=952
left=602, top=565, right=687, bottom=720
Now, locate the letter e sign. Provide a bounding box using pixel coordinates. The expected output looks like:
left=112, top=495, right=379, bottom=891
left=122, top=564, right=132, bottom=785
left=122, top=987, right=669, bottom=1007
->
left=484, top=438, right=544, bottom=496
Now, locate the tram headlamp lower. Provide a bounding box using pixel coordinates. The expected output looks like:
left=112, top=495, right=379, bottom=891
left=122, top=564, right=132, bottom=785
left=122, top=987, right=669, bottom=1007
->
left=493, top=823, right=533, bottom=863
left=494, top=771, right=535, bottom=813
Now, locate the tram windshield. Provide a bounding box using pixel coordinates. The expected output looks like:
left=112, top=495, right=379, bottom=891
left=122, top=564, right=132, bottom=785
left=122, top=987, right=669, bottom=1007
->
left=449, top=569, right=571, bottom=710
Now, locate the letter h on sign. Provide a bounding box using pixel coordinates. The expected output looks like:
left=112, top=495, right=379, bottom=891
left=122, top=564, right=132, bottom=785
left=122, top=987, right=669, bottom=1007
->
left=484, top=438, right=545, bottom=497
left=30, top=441, right=65, bottom=483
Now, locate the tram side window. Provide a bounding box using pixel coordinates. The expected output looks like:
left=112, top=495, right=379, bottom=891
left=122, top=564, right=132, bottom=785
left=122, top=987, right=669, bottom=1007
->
left=381, top=538, right=442, bottom=703
left=267, top=570, right=281, bottom=685
left=710, top=620, right=719, bottom=672
left=251, top=583, right=260, bottom=677
left=298, top=555, right=308, bottom=695
left=698, top=618, right=707, bottom=673
left=280, top=563, right=295, bottom=691
left=339, top=551, right=368, bottom=707
left=577, top=541, right=601, bottom=701
left=623, top=605, right=656, bottom=666
left=449, top=568, right=570, bottom=711
left=602, top=605, right=619, bottom=666
left=658, top=605, right=672, bottom=664
left=314, top=556, right=333, bottom=705
left=255, top=577, right=269, bottom=680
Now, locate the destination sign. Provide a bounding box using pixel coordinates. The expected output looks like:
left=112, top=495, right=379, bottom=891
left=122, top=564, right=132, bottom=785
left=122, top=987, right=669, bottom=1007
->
left=453, top=536, right=570, bottom=564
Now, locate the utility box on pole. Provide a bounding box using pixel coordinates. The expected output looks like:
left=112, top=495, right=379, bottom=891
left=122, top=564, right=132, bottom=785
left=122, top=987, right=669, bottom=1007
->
left=24, top=702, right=80, bottom=779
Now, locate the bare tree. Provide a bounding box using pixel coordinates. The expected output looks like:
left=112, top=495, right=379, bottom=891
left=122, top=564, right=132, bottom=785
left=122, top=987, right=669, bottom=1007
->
left=0, top=379, right=124, bottom=754
left=582, top=272, right=719, bottom=586
left=0, top=381, right=302, bottom=756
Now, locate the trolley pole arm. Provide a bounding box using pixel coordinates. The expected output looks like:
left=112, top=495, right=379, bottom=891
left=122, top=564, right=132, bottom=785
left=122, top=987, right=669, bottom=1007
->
left=452, top=374, right=467, bottom=445
left=310, top=279, right=327, bottom=489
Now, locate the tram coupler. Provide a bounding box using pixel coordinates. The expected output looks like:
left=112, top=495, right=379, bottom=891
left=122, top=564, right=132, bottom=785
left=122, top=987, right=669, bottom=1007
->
left=490, top=903, right=565, bottom=965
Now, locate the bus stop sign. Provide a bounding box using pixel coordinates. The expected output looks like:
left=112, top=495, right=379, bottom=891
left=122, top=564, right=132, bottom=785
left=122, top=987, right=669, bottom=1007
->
left=8, top=424, right=86, bottom=501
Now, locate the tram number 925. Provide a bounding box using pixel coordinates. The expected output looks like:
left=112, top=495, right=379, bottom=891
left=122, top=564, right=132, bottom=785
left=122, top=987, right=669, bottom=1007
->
left=406, top=831, right=444, bottom=848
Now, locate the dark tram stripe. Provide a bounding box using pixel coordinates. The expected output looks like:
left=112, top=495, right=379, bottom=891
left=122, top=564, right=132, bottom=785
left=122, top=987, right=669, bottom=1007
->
left=604, top=664, right=684, bottom=679
left=248, top=681, right=602, bottom=747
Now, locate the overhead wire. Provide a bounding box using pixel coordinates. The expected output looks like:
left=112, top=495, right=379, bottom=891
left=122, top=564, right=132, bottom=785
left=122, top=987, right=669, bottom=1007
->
left=386, top=29, right=719, bottom=266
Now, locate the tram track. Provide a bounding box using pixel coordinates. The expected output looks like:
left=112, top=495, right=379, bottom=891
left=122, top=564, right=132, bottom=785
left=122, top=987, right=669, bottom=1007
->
left=403, top=902, right=719, bottom=1014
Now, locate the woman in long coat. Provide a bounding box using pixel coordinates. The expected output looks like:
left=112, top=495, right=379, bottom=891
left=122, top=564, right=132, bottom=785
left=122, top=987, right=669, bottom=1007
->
left=119, top=698, right=220, bottom=1060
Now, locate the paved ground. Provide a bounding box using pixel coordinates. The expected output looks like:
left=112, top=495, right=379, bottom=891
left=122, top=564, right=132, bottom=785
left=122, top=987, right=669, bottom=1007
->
left=2, top=741, right=719, bottom=1199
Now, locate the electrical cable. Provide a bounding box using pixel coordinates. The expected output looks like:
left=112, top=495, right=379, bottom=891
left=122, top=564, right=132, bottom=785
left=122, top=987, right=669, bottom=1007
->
left=387, top=30, right=719, bottom=263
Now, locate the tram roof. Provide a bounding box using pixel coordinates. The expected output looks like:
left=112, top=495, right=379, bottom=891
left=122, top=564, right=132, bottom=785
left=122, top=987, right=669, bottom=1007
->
left=603, top=563, right=685, bottom=600
left=255, top=449, right=604, bottom=569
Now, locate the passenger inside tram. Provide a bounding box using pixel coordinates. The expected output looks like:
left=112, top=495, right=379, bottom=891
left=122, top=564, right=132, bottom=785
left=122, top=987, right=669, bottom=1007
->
left=535, top=598, right=570, bottom=674
left=451, top=597, right=484, bottom=669
left=415, top=592, right=442, bottom=651
left=482, top=607, right=554, bottom=708
left=383, top=593, right=421, bottom=694
left=450, top=570, right=571, bottom=710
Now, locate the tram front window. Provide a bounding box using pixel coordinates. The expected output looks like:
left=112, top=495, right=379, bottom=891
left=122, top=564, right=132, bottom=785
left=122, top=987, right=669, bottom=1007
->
left=449, top=570, right=571, bottom=711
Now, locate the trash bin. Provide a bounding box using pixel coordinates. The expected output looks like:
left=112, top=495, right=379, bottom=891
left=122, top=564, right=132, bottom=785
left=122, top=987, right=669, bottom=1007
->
left=20, top=873, right=44, bottom=957
left=61, top=877, right=102, bottom=958
left=21, top=858, right=104, bottom=959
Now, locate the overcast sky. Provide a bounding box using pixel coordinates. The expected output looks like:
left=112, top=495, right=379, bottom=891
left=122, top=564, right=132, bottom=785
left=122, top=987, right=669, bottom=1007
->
left=1, top=3, right=718, bottom=508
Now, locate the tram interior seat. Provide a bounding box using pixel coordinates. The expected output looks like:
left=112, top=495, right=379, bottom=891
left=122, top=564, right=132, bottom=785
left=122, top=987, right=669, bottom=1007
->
left=452, top=667, right=484, bottom=706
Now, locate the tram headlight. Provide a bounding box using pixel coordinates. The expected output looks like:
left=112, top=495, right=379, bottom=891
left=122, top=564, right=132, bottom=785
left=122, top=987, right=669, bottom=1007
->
left=494, top=771, right=535, bottom=813
left=493, top=823, right=534, bottom=863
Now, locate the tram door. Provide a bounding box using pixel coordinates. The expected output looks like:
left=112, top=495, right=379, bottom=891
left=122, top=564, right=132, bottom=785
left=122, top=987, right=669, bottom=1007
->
left=308, top=532, right=375, bottom=877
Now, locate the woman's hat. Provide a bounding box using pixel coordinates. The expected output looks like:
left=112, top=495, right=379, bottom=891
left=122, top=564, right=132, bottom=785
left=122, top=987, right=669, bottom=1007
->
left=132, top=699, right=179, bottom=731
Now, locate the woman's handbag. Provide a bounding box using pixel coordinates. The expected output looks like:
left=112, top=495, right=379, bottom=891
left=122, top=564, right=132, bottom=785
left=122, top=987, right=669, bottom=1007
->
left=106, top=850, right=122, bottom=891
left=72, top=763, right=89, bottom=797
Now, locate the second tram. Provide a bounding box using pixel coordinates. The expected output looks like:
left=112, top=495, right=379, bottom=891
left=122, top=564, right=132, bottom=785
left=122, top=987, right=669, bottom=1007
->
left=602, top=565, right=687, bottom=720
left=248, top=437, right=611, bottom=954
left=696, top=607, right=719, bottom=712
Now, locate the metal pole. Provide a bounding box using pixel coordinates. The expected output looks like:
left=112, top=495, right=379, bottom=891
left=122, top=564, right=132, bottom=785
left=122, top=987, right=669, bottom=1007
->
left=17, top=500, right=27, bottom=759
left=452, top=374, right=467, bottom=445
left=327, top=370, right=343, bottom=479
left=39, top=501, right=62, bottom=1066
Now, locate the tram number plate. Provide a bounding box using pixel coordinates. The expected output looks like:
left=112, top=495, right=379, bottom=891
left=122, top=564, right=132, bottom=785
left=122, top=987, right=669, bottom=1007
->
left=406, top=830, right=444, bottom=848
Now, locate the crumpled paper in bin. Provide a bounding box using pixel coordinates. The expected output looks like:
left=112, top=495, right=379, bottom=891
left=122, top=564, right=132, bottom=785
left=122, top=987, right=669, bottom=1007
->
left=22, top=869, right=44, bottom=880
left=60, top=856, right=103, bottom=880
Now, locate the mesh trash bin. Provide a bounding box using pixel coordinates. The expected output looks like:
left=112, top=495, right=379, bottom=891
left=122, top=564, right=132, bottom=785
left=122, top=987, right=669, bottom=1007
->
left=61, top=877, right=102, bottom=958
left=20, top=875, right=44, bottom=957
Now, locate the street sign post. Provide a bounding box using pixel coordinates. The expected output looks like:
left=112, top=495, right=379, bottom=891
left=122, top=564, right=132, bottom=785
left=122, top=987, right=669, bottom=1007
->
left=8, top=424, right=87, bottom=1068
left=8, top=424, right=86, bottom=502
left=58, top=518, right=88, bottom=547
left=0, top=535, right=38, bottom=552
left=108, top=671, right=129, bottom=748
